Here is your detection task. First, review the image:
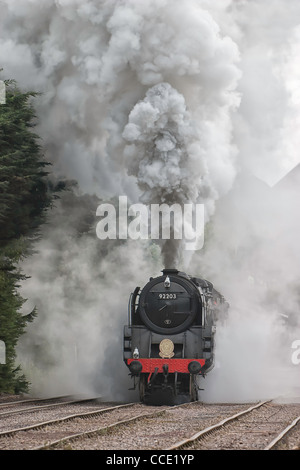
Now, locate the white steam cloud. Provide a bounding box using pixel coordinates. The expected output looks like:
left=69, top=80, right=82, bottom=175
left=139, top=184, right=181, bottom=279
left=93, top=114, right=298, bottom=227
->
left=122, top=81, right=238, bottom=266
left=0, top=0, right=299, bottom=401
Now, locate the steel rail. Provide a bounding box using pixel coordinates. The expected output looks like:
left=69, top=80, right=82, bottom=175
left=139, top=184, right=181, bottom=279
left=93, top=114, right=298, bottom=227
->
left=34, top=408, right=169, bottom=450
left=34, top=401, right=194, bottom=450
left=264, top=415, right=300, bottom=450
left=0, top=397, right=101, bottom=417
left=167, top=400, right=271, bottom=450
left=0, top=402, right=136, bottom=438
left=0, top=395, right=73, bottom=408
left=36, top=401, right=268, bottom=451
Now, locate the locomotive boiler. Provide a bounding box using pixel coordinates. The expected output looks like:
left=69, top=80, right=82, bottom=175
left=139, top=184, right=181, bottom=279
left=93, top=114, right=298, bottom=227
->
left=123, top=269, right=227, bottom=405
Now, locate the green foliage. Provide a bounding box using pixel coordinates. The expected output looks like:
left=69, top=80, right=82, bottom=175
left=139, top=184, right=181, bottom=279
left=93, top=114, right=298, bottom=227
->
left=0, top=79, right=52, bottom=393
left=0, top=80, right=51, bottom=244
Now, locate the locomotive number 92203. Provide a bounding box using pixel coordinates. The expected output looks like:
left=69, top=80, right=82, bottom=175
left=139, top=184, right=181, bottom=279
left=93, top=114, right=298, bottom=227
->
left=124, top=269, right=228, bottom=405
left=158, top=293, right=177, bottom=299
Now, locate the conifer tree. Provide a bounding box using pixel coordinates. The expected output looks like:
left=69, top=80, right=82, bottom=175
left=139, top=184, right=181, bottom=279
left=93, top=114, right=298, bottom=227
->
left=0, top=79, right=52, bottom=393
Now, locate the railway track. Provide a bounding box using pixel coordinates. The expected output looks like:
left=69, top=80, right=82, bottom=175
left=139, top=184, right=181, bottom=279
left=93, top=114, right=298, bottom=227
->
left=265, top=415, right=300, bottom=450
left=168, top=400, right=300, bottom=450
left=0, top=396, right=299, bottom=450
left=0, top=398, right=138, bottom=447
left=0, top=395, right=100, bottom=417
left=0, top=394, right=74, bottom=407
left=0, top=398, right=252, bottom=450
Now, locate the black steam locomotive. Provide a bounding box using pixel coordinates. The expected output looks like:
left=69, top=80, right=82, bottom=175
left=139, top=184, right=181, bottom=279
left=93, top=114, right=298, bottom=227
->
left=123, top=269, right=228, bottom=405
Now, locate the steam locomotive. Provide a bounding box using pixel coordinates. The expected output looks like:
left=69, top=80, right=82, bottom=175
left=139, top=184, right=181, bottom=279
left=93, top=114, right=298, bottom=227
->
left=123, top=269, right=228, bottom=405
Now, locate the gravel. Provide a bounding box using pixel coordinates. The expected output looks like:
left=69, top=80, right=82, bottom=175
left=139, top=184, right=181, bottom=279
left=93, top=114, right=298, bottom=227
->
left=0, top=396, right=299, bottom=450
left=184, top=402, right=300, bottom=450
left=48, top=402, right=254, bottom=450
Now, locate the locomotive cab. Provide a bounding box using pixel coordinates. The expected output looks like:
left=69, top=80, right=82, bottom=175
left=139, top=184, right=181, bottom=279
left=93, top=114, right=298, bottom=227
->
left=123, top=269, right=226, bottom=405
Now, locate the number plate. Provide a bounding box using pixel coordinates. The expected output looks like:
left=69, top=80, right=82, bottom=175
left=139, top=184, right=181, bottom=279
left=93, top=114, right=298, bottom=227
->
left=158, top=293, right=177, bottom=299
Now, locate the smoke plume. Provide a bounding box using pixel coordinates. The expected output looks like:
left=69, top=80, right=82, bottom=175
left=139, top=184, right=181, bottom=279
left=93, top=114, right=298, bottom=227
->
left=122, top=81, right=238, bottom=266
left=0, top=0, right=299, bottom=401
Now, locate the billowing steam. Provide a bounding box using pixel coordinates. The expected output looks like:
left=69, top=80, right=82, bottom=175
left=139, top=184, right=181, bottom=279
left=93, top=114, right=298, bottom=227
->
left=122, top=81, right=238, bottom=266
left=0, top=0, right=299, bottom=401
